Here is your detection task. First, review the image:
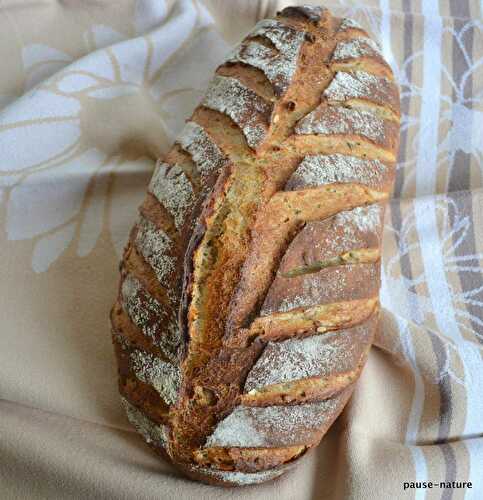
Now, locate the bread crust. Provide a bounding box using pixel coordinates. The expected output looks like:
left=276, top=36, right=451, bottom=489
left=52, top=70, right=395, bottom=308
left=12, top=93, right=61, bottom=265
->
left=111, top=5, right=399, bottom=487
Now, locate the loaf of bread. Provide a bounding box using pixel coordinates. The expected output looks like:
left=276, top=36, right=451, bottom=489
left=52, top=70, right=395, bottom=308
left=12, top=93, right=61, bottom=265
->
left=110, top=5, right=400, bottom=487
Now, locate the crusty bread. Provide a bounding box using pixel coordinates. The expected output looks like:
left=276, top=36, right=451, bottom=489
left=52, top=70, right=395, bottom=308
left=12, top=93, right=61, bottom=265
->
left=110, top=5, right=399, bottom=487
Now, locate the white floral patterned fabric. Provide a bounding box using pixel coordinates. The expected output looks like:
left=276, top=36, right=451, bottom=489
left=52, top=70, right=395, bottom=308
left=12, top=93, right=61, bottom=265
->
left=0, top=1, right=482, bottom=499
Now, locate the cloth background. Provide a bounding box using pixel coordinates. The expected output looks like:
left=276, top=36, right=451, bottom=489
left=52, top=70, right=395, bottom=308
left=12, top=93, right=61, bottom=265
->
left=0, top=0, right=482, bottom=498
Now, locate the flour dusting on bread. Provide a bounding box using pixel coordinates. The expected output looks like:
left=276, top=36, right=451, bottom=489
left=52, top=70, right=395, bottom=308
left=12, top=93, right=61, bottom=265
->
left=135, top=218, right=175, bottom=288
left=149, top=163, right=194, bottom=230
left=335, top=204, right=382, bottom=235
left=337, top=17, right=364, bottom=32
left=332, top=37, right=381, bottom=61
left=324, top=71, right=395, bottom=109
left=206, top=400, right=337, bottom=448
left=121, top=274, right=181, bottom=361
left=286, top=154, right=388, bottom=189
left=295, top=105, right=386, bottom=143
left=130, top=350, right=180, bottom=405
left=121, top=397, right=169, bottom=447
left=244, top=329, right=362, bottom=392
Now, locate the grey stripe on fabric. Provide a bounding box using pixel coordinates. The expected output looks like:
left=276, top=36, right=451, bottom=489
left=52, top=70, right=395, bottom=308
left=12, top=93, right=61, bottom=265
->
left=448, top=0, right=473, bottom=193
left=441, top=443, right=458, bottom=500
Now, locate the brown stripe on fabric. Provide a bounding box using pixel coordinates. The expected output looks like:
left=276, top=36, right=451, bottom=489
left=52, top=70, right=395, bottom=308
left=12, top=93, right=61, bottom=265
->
left=393, top=0, right=414, bottom=198
left=429, top=334, right=453, bottom=440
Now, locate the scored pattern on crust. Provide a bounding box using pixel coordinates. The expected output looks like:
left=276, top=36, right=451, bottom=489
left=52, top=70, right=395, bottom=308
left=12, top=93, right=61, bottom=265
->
left=113, top=8, right=399, bottom=486
left=148, top=162, right=195, bottom=230
left=285, top=154, right=390, bottom=190
left=209, top=27, right=392, bottom=450
left=228, top=19, right=306, bottom=95
left=120, top=274, right=181, bottom=362
left=260, top=204, right=383, bottom=315
left=223, top=183, right=387, bottom=350
left=202, top=75, right=272, bottom=149
left=130, top=349, right=181, bottom=405
left=176, top=121, right=229, bottom=183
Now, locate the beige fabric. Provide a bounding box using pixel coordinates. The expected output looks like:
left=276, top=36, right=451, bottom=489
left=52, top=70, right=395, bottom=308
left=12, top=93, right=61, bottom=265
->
left=1, top=1, right=482, bottom=498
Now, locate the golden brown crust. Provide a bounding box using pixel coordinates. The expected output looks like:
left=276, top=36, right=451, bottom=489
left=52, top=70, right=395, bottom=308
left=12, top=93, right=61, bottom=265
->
left=245, top=298, right=379, bottom=343
left=193, top=445, right=307, bottom=473
left=110, top=5, right=400, bottom=487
